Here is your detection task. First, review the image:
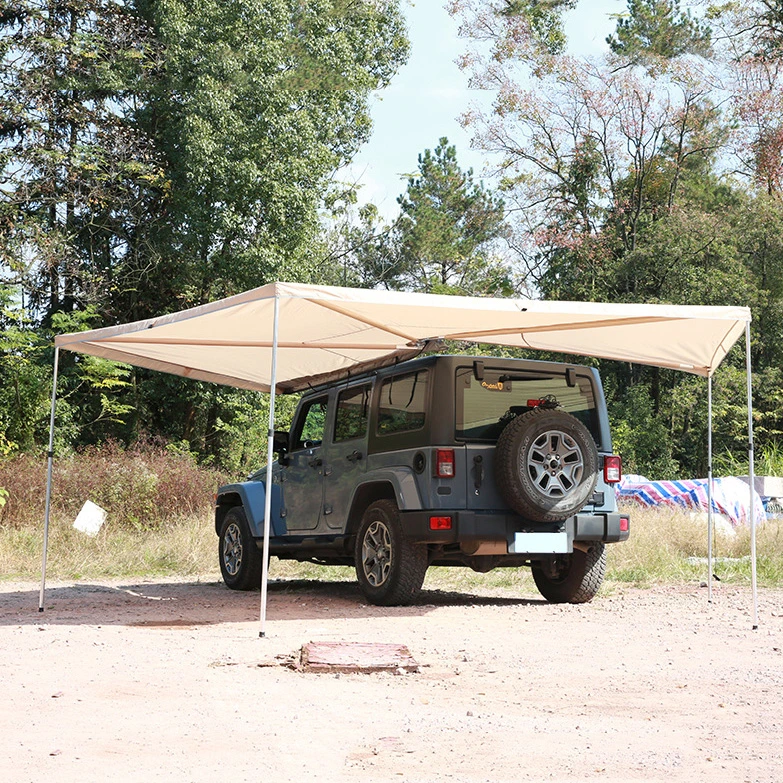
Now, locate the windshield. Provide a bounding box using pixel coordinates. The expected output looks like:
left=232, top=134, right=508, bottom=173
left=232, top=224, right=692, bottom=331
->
left=455, top=366, right=600, bottom=444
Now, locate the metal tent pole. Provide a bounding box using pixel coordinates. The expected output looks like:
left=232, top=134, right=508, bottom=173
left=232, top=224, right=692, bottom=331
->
left=745, top=323, right=759, bottom=629
left=707, top=375, right=714, bottom=603
left=38, top=347, right=60, bottom=612
left=259, top=294, right=280, bottom=638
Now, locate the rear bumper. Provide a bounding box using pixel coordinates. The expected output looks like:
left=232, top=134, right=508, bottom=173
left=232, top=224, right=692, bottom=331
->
left=400, top=509, right=630, bottom=550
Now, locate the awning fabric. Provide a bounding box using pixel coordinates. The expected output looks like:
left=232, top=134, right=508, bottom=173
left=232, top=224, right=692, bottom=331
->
left=55, top=282, right=751, bottom=391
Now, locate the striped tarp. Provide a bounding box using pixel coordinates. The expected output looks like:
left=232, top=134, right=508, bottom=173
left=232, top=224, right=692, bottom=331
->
left=617, top=475, right=766, bottom=528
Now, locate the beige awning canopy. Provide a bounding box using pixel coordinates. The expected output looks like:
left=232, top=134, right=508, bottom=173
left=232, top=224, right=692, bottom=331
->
left=55, top=282, right=751, bottom=391
left=44, top=282, right=762, bottom=627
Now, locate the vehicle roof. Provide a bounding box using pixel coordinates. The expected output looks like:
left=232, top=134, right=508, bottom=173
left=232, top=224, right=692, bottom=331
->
left=302, top=353, right=598, bottom=395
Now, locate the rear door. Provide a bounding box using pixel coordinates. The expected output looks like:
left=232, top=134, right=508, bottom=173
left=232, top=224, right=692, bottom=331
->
left=321, top=382, right=372, bottom=530
left=455, top=364, right=602, bottom=511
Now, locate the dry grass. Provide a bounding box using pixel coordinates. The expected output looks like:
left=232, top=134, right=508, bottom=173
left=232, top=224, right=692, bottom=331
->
left=3, top=503, right=781, bottom=593
left=0, top=512, right=220, bottom=582
left=2, top=441, right=780, bottom=589
left=607, top=503, right=783, bottom=588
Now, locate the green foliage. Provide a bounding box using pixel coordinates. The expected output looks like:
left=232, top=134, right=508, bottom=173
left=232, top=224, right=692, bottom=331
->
left=500, top=1, right=577, bottom=55
left=129, top=0, right=409, bottom=311
left=451, top=0, right=783, bottom=479
left=714, top=441, right=783, bottom=477
left=393, top=138, right=512, bottom=295
left=607, top=0, right=712, bottom=63
left=608, top=382, right=680, bottom=478
left=328, top=139, right=514, bottom=297
left=0, top=285, right=52, bottom=451
left=0, top=0, right=163, bottom=318
left=0, top=1, right=409, bottom=471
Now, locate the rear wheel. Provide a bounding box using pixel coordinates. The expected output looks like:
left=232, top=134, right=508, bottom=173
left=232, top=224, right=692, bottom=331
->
left=354, top=499, right=428, bottom=606
left=532, top=543, right=606, bottom=603
left=219, top=507, right=263, bottom=591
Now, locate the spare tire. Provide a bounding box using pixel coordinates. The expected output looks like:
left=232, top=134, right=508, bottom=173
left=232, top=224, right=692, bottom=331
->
left=495, top=407, right=598, bottom=523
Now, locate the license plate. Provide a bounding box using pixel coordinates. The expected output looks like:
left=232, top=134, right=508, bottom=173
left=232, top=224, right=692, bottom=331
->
left=509, top=532, right=570, bottom=554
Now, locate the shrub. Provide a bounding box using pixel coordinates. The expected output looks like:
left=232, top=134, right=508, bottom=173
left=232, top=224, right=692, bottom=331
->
left=0, top=440, right=232, bottom=531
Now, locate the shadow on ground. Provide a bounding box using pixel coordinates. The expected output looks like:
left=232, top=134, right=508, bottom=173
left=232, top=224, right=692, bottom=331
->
left=0, top=579, right=543, bottom=628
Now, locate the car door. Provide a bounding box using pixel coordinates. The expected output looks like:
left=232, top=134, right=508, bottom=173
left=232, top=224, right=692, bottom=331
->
left=281, top=394, right=330, bottom=532
left=321, top=382, right=372, bottom=530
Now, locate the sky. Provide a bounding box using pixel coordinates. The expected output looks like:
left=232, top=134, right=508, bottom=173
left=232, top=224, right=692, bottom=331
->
left=347, top=0, right=623, bottom=220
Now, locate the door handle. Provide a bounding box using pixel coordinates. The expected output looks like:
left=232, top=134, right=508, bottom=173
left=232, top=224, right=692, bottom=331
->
left=308, top=457, right=323, bottom=468
left=346, top=450, right=363, bottom=462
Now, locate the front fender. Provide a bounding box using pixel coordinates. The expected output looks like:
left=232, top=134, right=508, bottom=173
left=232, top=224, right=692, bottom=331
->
left=216, top=480, right=285, bottom=538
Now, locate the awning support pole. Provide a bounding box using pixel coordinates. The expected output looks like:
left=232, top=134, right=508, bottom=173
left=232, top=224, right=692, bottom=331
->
left=745, top=323, right=759, bottom=629
left=38, top=347, right=60, bottom=612
left=707, top=375, right=714, bottom=603
left=259, top=294, right=280, bottom=638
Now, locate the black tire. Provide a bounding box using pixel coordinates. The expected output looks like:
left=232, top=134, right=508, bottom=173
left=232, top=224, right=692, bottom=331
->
left=218, top=507, right=263, bottom=591
left=354, top=499, right=428, bottom=606
left=532, top=543, right=606, bottom=603
left=495, top=407, right=598, bottom=523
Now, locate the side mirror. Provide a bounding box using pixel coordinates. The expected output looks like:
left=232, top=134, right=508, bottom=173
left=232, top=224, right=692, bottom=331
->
left=273, top=430, right=289, bottom=454
left=273, top=431, right=290, bottom=466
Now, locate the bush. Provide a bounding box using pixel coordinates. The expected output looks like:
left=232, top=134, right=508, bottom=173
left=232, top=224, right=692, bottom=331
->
left=0, top=440, right=232, bottom=531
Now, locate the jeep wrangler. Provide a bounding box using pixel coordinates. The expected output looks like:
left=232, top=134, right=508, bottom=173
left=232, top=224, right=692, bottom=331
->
left=214, top=355, right=629, bottom=605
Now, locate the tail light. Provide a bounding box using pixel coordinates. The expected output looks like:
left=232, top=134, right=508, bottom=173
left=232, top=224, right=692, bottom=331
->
left=429, top=516, right=453, bottom=530
left=604, top=455, right=622, bottom=484
left=435, top=449, right=455, bottom=478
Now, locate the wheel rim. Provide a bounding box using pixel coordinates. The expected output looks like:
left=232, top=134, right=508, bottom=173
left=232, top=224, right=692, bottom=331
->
left=361, top=519, right=392, bottom=587
left=222, top=522, right=243, bottom=577
left=525, top=429, right=585, bottom=497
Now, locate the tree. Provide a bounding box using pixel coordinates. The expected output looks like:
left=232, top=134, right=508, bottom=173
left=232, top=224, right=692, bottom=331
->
left=607, top=0, right=712, bottom=64
left=126, top=0, right=409, bottom=317
left=0, top=0, right=411, bottom=467
left=448, top=0, right=576, bottom=63
left=120, top=0, right=409, bottom=464
left=0, top=0, right=162, bottom=320
left=392, top=138, right=511, bottom=295
left=448, top=0, right=783, bottom=477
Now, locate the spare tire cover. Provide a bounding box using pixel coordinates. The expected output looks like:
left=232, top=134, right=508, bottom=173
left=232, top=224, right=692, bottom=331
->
left=495, top=407, right=599, bottom=523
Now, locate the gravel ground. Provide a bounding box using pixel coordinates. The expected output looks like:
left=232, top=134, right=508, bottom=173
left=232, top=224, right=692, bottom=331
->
left=1, top=578, right=781, bottom=783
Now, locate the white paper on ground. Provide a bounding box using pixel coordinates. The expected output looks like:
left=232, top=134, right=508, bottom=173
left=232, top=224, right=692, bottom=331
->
left=73, top=500, right=107, bottom=536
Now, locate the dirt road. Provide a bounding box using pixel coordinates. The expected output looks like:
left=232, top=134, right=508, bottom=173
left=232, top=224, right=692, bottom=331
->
left=1, top=578, right=781, bottom=782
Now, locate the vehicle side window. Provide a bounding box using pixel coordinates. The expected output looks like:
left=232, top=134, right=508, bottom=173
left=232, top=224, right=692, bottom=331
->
left=334, top=384, right=371, bottom=442
left=291, top=396, right=328, bottom=450
left=377, top=370, right=429, bottom=436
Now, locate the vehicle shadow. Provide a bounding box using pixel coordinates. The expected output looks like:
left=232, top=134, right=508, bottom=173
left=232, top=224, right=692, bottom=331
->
left=0, top=579, right=544, bottom=628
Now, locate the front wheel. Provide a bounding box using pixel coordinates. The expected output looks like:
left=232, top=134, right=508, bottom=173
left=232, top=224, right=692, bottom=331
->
left=532, top=543, right=606, bottom=604
left=354, top=499, right=428, bottom=606
left=219, top=507, right=263, bottom=591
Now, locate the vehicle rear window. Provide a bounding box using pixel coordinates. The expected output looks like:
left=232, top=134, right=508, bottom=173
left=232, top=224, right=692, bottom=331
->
left=455, top=366, right=599, bottom=443
left=377, top=370, right=429, bottom=436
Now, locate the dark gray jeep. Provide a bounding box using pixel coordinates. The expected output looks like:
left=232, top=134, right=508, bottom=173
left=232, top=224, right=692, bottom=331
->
left=214, top=355, right=629, bottom=605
